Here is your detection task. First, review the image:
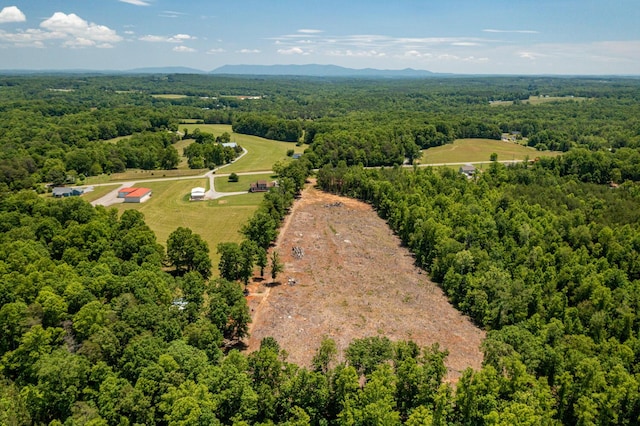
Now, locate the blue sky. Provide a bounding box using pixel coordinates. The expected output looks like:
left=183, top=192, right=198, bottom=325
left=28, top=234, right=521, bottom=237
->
left=0, top=0, right=638, bottom=74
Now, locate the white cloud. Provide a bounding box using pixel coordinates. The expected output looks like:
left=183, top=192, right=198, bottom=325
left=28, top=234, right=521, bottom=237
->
left=277, top=47, right=310, bottom=55
left=483, top=29, right=539, bottom=34
left=207, top=48, right=226, bottom=54
left=0, top=29, right=53, bottom=47
left=119, top=0, right=151, bottom=6
left=172, top=34, right=194, bottom=41
left=403, top=50, right=431, bottom=58
left=452, top=42, right=481, bottom=47
left=173, top=45, right=195, bottom=53
left=40, top=12, right=122, bottom=46
left=298, top=29, right=323, bottom=34
left=140, top=33, right=196, bottom=43
left=0, top=6, right=26, bottom=23
left=238, top=49, right=260, bottom=54
left=327, top=49, right=386, bottom=58
left=519, top=51, right=543, bottom=60
left=160, top=10, right=187, bottom=18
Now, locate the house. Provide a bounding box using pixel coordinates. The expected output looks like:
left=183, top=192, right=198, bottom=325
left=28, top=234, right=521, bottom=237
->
left=221, top=142, right=238, bottom=149
left=119, top=187, right=152, bottom=203
left=52, top=187, right=84, bottom=198
left=249, top=180, right=276, bottom=193
left=191, top=187, right=206, bottom=201
left=459, top=164, right=476, bottom=178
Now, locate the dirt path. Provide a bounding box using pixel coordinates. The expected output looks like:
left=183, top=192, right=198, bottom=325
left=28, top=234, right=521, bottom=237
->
left=245, top=183, right=485, bottom=381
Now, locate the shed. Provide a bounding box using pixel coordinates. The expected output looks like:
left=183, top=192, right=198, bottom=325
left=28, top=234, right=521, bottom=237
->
left=123, top=187, right=152, bottom=203
left=191, top=187, right=206, bottom=201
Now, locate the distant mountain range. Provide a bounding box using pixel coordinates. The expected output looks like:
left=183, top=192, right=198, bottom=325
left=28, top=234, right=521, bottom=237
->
left=0, top=64, right=438, bottom=78
left=209, top=64, right=437, bottom=77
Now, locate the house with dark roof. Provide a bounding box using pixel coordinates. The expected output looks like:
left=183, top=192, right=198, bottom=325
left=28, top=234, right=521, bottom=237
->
left=459, top=164, right=476, bottom=178
left=52, top=187, right=84, bottom=198
left=249, top=180, right=276, bottom=193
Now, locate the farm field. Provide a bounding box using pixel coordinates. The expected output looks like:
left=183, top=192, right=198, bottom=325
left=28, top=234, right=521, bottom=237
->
left=181, top=124, right=307, bottom=173
left=420, top=138, right=562, bottom=164
left=151, top=94, right=188, bottom=99
left=113, top=178, right=264, bottom=270
left=489, top=95, right=589, bottom=106
left=246, top=183, right=485, bottom=381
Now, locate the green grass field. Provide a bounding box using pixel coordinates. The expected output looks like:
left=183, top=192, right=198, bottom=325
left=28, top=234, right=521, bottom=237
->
left=113, top=178, right=264, bottom=272
left=151, top=94, right=189, bottom=99
left=181, top=124, right=307, bottom=173
left=80, top=185, right=121, bottom=202
left=214, top=173, right=277, bottom=192
left=420, top=138, right=562, bottom=164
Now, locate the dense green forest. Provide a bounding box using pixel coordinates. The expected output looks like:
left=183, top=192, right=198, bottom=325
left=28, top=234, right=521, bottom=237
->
left=2, top=74, right=640, bottom=424
left=2, top=74, right=640, bottom=189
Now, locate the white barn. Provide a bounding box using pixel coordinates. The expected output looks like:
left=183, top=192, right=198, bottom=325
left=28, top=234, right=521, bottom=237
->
left=191, top=187, right=206, bottom=201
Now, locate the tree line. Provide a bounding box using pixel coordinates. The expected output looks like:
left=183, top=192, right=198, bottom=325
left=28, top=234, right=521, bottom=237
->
left=317, top=156, right=640, bottom=424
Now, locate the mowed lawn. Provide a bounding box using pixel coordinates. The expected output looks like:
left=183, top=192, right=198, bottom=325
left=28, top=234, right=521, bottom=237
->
left=181, top=124, right=307, bottom=173
left=113, top=178, right=264, bottom=273
left=214, top=173, right=277, bottom=192
left=420, top=138, right=562, bottom=164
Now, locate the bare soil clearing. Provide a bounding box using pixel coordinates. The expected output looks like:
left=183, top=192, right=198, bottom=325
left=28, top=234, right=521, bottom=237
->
left=245, top=183, right=485, bottom=381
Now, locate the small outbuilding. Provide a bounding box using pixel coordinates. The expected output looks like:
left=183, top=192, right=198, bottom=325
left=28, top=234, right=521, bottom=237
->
left=191, top=187, right=206, bottom=201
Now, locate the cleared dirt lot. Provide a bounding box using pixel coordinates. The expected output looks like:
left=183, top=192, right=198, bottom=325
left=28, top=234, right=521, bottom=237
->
left=245, top=183, right=485, bottom=380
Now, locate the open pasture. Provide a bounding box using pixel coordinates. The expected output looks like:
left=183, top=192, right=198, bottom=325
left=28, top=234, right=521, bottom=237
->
left=151, top=94, right=189, bottom=99
left=181, top=124, right=307, bottom=173
left=114, top=178, right=263, bottom=271
left=420, top=138, right=561, bottom=164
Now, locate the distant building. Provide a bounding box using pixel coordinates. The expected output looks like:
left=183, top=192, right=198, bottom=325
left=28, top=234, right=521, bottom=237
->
left=118, top=187, right=152, bottom=203
left=249, top=180, right=276, bottom=193
left=459, top=164, right=476, bottom=178
left=191, top=187, right=206, bottom=201
left=52, top=187, right=84, bottom=198
left=221, top=142, right=238, bottom=148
